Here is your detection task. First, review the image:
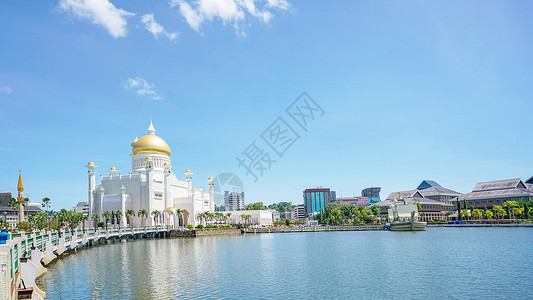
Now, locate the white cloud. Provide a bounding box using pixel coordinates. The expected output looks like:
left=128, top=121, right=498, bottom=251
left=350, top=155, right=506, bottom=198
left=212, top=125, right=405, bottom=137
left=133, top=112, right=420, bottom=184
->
left=266, top=0, right=290, bottom=10
left=0, top=86, right=12, bottom=94
left=141, top=14, right=179, bottom=40
left=170, top=0, right=290, bottom=35
left=59, top=0, right=134, bottom=38
left=123, top=77, right=162, bottom=100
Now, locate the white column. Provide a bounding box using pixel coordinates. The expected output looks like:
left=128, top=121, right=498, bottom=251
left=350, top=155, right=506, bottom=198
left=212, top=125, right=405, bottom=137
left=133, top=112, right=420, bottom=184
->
left=86, top=163, right=97, bottom=219
left=146, top=158, right=154, bottom=226
left=208, top=177, right=215, bottom=213
left=120, top=186, right=127, bottom=227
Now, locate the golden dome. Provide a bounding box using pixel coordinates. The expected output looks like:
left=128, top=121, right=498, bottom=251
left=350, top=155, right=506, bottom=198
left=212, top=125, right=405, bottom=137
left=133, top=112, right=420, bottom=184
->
left=163, top=162, right=170, bottom=166
left=132, top=134, right=171, bottom=156
left=88, top=161, right=95, bottom=166
left=132, top=120, right=171, bottom=156
left=145, top=156, right=153, bottom=161
left=110, top=167, right=117, bottom=171
left=208, top=177, right=213, bottom=181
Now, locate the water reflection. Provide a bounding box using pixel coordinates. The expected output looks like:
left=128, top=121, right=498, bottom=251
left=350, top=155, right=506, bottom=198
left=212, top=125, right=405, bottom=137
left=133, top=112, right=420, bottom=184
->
left=37, top=229, right=533, bottom=299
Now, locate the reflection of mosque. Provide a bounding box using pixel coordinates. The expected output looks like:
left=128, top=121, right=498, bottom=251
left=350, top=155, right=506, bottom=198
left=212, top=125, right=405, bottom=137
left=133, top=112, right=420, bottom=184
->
left=85, top=120, right=214, bottom=227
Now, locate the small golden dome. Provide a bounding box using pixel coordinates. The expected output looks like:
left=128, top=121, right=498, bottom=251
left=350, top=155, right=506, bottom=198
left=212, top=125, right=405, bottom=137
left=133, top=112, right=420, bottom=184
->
left=132, top=135, right=171, bottom=156
left=145, top=156, right=153, bottom=161
left=120, top=185, right=125, bottom=189
left=186, top=169, right=191, bottom=173
left=163, top=162, right=170, bottom=166
left=88, top=161, right=95, bottom=166
left=208, top=177, right=213, bottom=181
left=110, top=167, right=117, bottom=171
left=99, top=186, right=104, bottom=190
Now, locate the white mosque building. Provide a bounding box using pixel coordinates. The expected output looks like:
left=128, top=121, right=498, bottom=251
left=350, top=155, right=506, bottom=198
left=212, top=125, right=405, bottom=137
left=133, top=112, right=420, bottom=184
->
left=85, top=120, right=214, bottom=227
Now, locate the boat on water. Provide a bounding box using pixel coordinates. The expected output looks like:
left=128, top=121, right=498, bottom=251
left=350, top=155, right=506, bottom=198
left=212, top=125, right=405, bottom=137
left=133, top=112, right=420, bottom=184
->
left=387, top=193, right=427, bottom=231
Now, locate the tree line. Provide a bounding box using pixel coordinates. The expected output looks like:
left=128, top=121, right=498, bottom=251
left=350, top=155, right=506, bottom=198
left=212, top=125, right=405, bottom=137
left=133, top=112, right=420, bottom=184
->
left=456, top=199, right=531, bottom=221
left=315, top=203, right=381, bottom=225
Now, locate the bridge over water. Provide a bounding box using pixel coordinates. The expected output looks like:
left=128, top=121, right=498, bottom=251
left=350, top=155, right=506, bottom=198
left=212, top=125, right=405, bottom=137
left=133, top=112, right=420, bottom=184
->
left=0, top=226, right=171, bottom=300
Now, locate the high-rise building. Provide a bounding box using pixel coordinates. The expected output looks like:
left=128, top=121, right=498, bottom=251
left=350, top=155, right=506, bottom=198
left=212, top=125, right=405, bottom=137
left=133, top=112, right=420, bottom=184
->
left=295, top=204, right=306, bottom=220
left=303, top=187, right=336, bottom=216
left=362, top=187, right=381, bottom=204
left=224, top=191, right=245, bottom=211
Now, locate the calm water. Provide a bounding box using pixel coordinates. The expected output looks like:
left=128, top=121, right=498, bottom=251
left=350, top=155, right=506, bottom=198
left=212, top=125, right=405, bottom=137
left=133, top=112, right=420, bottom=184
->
left=36, top=228, right=533, bottom=299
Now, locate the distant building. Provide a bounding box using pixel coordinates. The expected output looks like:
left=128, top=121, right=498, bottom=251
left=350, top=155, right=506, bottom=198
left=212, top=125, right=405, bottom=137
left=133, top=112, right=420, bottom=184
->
left=417, top=180, right=462, bottom=201
left=526, top=176, right=533, bottom=189
left=225, top=210, right=273, bottom=226
left=0, top=173, right=43, bottom=227
left=224, top=191, right=245, bottom=211
left=268, top=209, right=281, bottom=220
left=336, top=197, right=369, bottom=206
left=72, top=201, right=89, bottom=213
left=361, top=187, right=381, bottom=204
left=303, top=187, right=336, bottom=216
left=295, top=204, right=306, bottom=220
left=461, top=178, right=533, bottom=209
left=376, top=189, right=455, bottom=222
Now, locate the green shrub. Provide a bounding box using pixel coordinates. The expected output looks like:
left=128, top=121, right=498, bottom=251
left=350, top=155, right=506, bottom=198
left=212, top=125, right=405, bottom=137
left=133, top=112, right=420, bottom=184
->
left=97, top=221, right=105, bottom=228
left=18, top=221, right=30, bottom=231
left=196, top=224, right=204, bottom=229
left=187, top=224, right=194, bottom=230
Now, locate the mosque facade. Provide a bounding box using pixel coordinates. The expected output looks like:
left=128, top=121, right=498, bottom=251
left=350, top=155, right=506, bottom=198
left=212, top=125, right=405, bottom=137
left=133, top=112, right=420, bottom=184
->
left=86, top=120, right=214, bottom=227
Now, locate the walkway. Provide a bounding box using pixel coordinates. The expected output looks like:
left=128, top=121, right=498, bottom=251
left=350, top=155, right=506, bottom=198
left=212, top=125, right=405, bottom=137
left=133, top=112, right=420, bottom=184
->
left=0, top=226, right=171, bottom=300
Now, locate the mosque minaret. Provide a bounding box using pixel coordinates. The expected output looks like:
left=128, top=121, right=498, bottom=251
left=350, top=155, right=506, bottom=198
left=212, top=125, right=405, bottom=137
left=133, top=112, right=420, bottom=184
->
left=86, top=120, right=214, bottom=227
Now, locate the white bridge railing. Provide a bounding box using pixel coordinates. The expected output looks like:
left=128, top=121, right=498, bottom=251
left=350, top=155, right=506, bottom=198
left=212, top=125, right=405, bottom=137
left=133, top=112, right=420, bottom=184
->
left=0, top=225, right=170, bottom=300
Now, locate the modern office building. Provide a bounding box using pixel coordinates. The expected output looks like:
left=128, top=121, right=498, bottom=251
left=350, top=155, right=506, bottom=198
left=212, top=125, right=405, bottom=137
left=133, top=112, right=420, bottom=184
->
left=417, top=180, right=463, bottom=201
left=72, top=201, right=90, bottom=213
left=361, top=187, right=381, bottom=204
left=377, top=189, right=455, bottom=221
left=295, top=204, right=306, bottom=220
left=336, top=197, right=369, bottom=206
left=461, top=178, right=533, bottom=209
left=303, top=187, right=336, bottom=216
left=224, top=191, right=245, bottom=211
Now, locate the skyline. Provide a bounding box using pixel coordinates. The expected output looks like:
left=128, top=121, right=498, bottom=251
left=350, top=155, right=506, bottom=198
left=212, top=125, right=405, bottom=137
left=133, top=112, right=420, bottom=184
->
left=1, top=0, right=533, bottom=210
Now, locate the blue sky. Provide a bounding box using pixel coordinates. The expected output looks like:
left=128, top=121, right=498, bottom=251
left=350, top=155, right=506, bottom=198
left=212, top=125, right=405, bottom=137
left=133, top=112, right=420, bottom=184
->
left=0, top=0, right=532, bottom=210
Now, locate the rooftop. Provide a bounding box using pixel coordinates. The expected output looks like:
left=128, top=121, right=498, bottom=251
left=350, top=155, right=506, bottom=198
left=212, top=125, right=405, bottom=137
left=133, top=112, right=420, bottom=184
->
left=472, top=178, right=527, bottom=192
left=419, top=186, right=463, bottom=197
left=417, top=180, right=441, bottom=190
left=463, top=188, right=533, bottom=200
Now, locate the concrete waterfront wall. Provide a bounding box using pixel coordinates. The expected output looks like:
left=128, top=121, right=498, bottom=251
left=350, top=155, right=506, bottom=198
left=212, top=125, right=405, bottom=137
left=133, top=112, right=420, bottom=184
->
left=195, top=229, right=241, bottom=236
left=170, top=229, right=241, bottom=237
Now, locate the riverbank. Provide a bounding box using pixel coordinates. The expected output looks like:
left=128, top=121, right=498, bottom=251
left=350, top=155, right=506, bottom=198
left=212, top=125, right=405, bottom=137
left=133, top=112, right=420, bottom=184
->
left=170, top=229, right=241, bottom=237
left=428, top=223, right=533, bottom=227
left=242, top=225, right=383, bottom=233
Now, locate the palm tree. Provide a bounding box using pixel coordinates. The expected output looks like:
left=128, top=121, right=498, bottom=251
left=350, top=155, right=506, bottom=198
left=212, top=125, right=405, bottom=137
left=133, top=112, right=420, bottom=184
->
left=42, top=197, right=51, bottom=230
left=93, top=214, right=100, bottom=229
left=81, top=212, right=89, bottom=232
left=102, top=211, right=112, bottom=230
left=8, top=198, right=19, bottom=221
left=226, top=213, right=231, bottom=225
left=138, top=209, right=148, bottom=226
left=126, top=209, right=136, bottom=228
left=151, top=210, right=161, bottom=226
left=115, top=210, right=122, bottom=228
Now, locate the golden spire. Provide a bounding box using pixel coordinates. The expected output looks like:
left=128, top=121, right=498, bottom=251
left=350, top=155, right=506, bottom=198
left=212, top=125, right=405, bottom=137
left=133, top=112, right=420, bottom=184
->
left=17, top=170, right=24, bottom=192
